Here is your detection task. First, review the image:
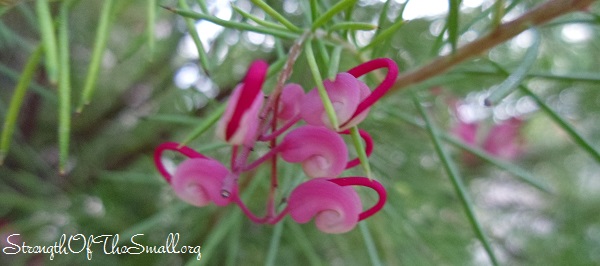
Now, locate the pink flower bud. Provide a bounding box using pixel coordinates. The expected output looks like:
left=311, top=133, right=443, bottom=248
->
left=301, top=73, right=370, bottom=130
left=287, top=178, right=362, bottom=234
left=277, top=83, right=304, bottom=121
left=171, top=158, right=232, bottom=207
left=300, top=58, right=398, bottom=131
left=279, top=125, right=348, bottom=178
left=215, top=60, right=267, bottom=146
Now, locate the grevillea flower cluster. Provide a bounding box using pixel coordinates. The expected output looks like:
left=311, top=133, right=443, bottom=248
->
left=154, top=58, right=398, bottom=234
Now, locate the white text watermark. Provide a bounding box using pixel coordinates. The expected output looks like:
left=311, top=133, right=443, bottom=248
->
left=2, top=233, right=201, bottom=261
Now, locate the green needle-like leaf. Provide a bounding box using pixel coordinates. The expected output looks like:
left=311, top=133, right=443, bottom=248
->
left=447, top=0, right=461, bottom=53
left=360, top=17, right=404, bottom=52
left=179, top=0, right=211, bottom=73
left=329, top=22, right=377, bottom=32
left=0, top=45, right=44, bottom=164
left=35, top=0, right=59, bottom=84
left=523, top=87, right=600, bottom=164
left=57, top=0, right=74, bottom=175
left=490, top=61, right=600, bottom=165
left=485, top=28, right=540, bottom=106
left=350, top=126, right=372, bottom=179
left=305, top=41, right=339, bottom=131
left=164, top=7, right=298, bottom=40
left=231, top=4, right=288, bottom=32
left=250, top=0, right=302, bottom=32
left=386, top=108, right=551, bottom=193
left=77, top=0, right=115, bottom=112
left=265, top=221, right=284, bottom=266
left=360, top=222, right=383, bottom=266
left=1, top=46, right=43, bottom=164
left=179, top=102, right=227, bottom=146
left=311, top=0, right=356, bottom=31
left=411, top=90, right=499, bottom=266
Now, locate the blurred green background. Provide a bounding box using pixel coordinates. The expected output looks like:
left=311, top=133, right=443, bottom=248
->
left=1, top=0, right=600, bottom=265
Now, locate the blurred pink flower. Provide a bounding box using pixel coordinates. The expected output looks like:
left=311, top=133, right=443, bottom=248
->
left=453, top=116, right=525, bottom=164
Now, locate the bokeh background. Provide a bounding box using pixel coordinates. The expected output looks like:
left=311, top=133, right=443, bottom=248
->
left=1, top=0, right=600, bottom=265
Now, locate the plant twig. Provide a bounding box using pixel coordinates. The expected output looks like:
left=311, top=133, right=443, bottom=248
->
left=390, top=0, right=594, bottom=92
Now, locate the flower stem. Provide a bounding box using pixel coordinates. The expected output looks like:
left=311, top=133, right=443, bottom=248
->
left=305, top=40, right=340, bottom=131
left=389, top=0, right=594, bottom=93
left=349, top=126, right=372, bottom=179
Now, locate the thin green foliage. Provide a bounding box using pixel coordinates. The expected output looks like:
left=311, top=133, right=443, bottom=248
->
left=384, top=106, right=551, bottom=191
left=311, top=0, right=356, bottom=31
left=309, top=0, right=318, bottom=22
left=77, top=0, right=115, bottom=112
left=360, top=17, right=404, bottom=52
left=250, top=0, right=301, bottom=32
left=359, top=222, right=383, bottom=266
left=328, top=46, right=342, bottom=79
left=179, top=0, right=211, bottom=73
left=35, top=0, right=59, bottom=84
left=522, top=87, right=600, bottom=164
left=57, top=0, right=74, bottom=175
left=350, top=126, right=372, bottom=179
left=0, top=63, right=56, bottom=102
left=231, top=4, right=288, bottom=31
left=328, top=22, right=377, bottom=32
left=164, top=7, right=298, bottom=40
left=179, top=102, right=226, bottom=146
left=411, top=90, right=499, bottom=266
left=194, top=0, right=208, bottom=13
left=286, top=221, right=323, bottom=265
left=489, top=61, right=600, bottom=165
left=492, top=0, right=504, bottom=28
left=485, top=28, right=540, bottom=106
left=447, top=0, right=461, bottom=53
left=264, top=221, right=285, bottom=266
left=1, top=46, right=43, bottom=164
left=305, top=41, right=339, bottom=131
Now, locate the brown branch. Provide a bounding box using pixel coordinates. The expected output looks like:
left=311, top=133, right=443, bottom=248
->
left=390, top=0, right=596, bottom=92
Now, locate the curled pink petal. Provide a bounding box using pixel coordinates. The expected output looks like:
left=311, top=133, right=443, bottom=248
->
left=329, top=177, right=387, bottom=221
left=301, top=73, right=370, bottom=131
left=154, top=142, right=208, bottom=183
left=277, top=83, right=304, bottom=121
left=287, top=178, right=362, bottom=234
left=171, top=158, right=232, bottom=207
left=280, top=125, right=348, bottom=178
left=342, top=58, right=399, bottom=128
left=215, top=60, right=267, bottom=146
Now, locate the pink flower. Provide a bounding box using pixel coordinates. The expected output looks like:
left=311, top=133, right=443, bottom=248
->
left=277, top=83, right=304, bottom=122
left=279, top=125, right=348, bottom=178
left=171, top=158, right=232, bottom=207
left=287, top=177, right=387, bottom=234
left=287, top=178, right=362, bottom=233
left=154, top=142, right=232, bottom=207
left=300, top=58, right=398, bottom=131
left=215, top=60, right=268, bottom=146
left=301, top=73, right=371, bottom=130
left=482, top=118, right=524, bottom=160
left=452, top=116, right=525, bottom=164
